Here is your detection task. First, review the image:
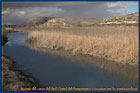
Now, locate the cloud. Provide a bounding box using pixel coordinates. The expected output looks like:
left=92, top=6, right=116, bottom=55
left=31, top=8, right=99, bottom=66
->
left=107, top=9, right=131, bottom=14
left=106, top=3, right=124, bottom=8
left=3, top=6, right=65, bottom=24
left=2, top=8, right=25, bottom=16
left=19, top=11, right=25, bottom=15
left=21, top=7, right=65, bottom=17
left=106, top=2, right=137, bottom=15
left=2, top=2, right=138, bottom=25
left=3, top=7, right=65, bottom=17
left=2, top=8, right=10, bottom=14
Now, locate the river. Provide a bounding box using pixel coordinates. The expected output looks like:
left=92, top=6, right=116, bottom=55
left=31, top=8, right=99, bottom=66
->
left=3, top=32, right=138, bottom=89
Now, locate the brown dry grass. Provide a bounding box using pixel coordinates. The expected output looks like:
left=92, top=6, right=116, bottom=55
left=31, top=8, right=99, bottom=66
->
left=27, top=26, right=139, bottom=65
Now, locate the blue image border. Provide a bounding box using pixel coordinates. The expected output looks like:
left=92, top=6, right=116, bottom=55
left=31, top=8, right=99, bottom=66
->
left=0, top=0, right=139, bottom=92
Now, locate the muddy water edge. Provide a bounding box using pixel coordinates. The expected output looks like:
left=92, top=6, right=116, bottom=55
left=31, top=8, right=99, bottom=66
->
left=1, top=31, right=36, bottom=92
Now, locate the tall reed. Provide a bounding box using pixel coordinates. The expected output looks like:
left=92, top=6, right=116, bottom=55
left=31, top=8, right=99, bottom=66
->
left=27, top=26, right=139, bottom=65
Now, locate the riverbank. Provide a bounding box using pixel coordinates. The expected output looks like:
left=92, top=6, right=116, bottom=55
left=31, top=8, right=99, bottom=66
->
left=26, top=26, right=139, bottom=65
left=1, top=31, right=36, bottom=92
left=2, top=56, right=36, bottom=92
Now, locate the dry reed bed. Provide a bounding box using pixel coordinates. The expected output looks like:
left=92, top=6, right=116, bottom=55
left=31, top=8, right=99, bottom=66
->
left=26, top=26, right=139, bottom=65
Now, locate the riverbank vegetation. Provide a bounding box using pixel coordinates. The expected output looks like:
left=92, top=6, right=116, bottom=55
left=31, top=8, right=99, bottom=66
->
left=27, top=26, right=138, bottom=65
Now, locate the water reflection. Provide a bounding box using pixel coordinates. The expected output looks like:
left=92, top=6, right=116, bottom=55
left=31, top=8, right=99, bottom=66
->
left=3, top=32, right=138, bottom=88
left=29, top=46, right=138, bottom=87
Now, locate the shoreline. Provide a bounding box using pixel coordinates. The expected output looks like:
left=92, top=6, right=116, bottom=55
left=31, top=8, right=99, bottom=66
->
left=1, top=31, right=36, bottom=92
left=26, top=27, right=138, bottom=66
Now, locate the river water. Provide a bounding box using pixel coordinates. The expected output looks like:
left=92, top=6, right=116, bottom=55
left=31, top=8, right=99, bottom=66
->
left=3, top=32, right=138, bottom=89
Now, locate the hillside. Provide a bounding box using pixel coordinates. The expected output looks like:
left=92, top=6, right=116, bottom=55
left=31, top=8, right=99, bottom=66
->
left=101, top=12, right=138, bottom=25
left=25, top=12, right=139, bottom=27
left=25, top=17, right=54, bottom=26
left=25, top=17, right=103, bottom=27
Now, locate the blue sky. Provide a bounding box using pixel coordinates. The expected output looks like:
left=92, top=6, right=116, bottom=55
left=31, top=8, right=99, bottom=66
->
left=125, top=3, right=138, bottom=13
